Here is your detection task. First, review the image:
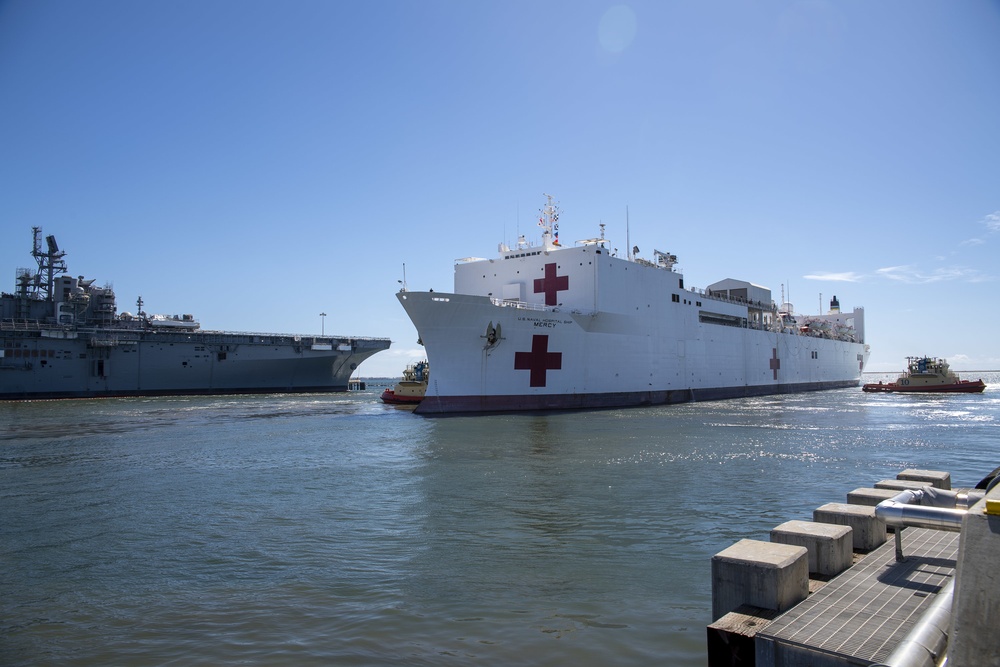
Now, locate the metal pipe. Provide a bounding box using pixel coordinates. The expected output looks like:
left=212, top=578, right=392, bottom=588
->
left=869, top=578, right=954, bottom=667
left=867, top=486, right=981, bottom=667
left=874, top=489, right=967, bottom=532
left=868, top=487, right=966, bottom=665
left=955, top=490, right=985, bottom=510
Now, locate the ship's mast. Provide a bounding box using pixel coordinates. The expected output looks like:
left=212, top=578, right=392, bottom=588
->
left=626, top=206, right=631, bottom=261
left=538, top=194, right=561, bottom=249
left=30, top=226, right=68, bottom=302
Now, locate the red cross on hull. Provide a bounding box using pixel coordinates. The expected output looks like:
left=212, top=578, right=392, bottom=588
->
left=514, top=334, right=562, bottom=387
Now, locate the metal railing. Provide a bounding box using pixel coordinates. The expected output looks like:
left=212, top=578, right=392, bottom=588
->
left=1, top=318, right=388, bottom=345
left=866, top=487, right=979, bottom=667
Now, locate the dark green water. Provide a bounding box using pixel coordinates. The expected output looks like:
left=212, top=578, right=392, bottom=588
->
left=3, top=375, right=997, bottom=666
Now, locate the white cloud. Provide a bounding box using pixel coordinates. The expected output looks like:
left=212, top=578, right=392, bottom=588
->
left=983, top=211, right=1000, bottom=232
left=803, top=271, right=863, bottom=282
left=875, top=264, right=989, bottom=284
left=875, top=265, right=913, bottom=282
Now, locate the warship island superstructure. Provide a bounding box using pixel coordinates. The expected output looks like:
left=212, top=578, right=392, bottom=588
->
left=1, top=228, right=391, bottom=400
left=397, top=195, right=869, bottom=414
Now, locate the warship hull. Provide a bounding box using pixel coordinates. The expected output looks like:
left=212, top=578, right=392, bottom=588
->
left=0, top=327, right=388, bottom=400
left=1, top=227, right=390, bottom=400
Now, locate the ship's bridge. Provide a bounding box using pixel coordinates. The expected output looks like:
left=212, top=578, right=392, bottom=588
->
left=705, top=278, right=772, bottom=305
left=706, top=278, right=774, bottom=328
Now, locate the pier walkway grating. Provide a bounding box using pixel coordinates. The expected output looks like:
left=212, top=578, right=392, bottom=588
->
left=757, top=527, right=959, bottom=666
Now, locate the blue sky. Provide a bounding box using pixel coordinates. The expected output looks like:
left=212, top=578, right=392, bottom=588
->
left=2, top=0, right=998, bottom=376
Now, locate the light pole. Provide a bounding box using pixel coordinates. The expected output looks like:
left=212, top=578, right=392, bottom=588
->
left=319, top=312, right=326, bottom=336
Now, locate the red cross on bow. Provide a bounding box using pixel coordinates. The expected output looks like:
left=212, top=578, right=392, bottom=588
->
left=514, top=335, right=562, bottom=387
left=533, top=263, right=569, bottom=306
left=770, top=348, right=781, bottom=380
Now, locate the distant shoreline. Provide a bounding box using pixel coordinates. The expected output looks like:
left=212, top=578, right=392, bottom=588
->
left=862, top=370, right=997, bottom=374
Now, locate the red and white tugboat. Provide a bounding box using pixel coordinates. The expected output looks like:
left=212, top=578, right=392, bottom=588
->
left=380, top=360, right=429, bottom=404
left=863, top=356, right=986, bottom=393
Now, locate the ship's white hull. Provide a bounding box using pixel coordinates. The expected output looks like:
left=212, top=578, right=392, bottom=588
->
left=396, top=197, right=868, bottom=414
left=399, top=291, right=868, bottom=414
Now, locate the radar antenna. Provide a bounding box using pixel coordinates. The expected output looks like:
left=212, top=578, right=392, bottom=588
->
left=28, top=227, right=68, bottom=301
left=653, top=249, right=677, bottom=270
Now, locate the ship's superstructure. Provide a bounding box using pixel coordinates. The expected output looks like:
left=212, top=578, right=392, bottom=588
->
left=1, top=228, right=390, bottom=399
left=397, top=195, right=868, bottom=413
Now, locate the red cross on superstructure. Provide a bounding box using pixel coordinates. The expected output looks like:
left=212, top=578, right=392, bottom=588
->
left=514, top=335, right=562, bottom=387
left=533, top=263, right=569, bottom=306
left=770, top=348, right=781, bottom=380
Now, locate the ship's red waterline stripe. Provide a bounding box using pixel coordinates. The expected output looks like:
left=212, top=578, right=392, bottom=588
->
left=413, top=380, right=861, bottom=415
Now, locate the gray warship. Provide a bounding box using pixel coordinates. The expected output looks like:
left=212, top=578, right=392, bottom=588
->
left=1, top=228, right=391, bottom=400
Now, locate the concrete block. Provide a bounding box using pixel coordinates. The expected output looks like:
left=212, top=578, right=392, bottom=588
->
left=847, top=487, right=899, bottom=506
left=813, top=502, right=887, bottom=551
left=897, top=468, right=951, bottom=490
left=949, top=486, right=1000, bottom=667
left=711, top=539, right=809, bottom=621
left=874, top=479, right=931, bottom=491
left=770, top=520, right=853, bottom=577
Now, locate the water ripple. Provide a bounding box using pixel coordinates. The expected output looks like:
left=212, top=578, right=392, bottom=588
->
left=2, top=380, right=999, bottom=666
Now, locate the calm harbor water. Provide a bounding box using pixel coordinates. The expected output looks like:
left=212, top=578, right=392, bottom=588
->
left=3, top=372, right=998, bottom=666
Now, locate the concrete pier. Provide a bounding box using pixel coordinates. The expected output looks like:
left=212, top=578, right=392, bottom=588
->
left=769, top=520, right=852, bottom=577
left=707, top=469, right=1000, bottom=667
left=710, top=539, right=809, bottom=621
left=846, top=486, right=898, bottom=507
left=897, top=468, right=951, bottom=489
left=874, top=478, right=933, bottom=491
left=756, top=526, right=959, bottom=666
left=949, top=490, right=1000, bottom=666
left=812, top=502, right=887, bottom=551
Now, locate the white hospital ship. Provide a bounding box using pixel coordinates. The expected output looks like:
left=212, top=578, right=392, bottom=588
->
left=397, top=195, right=868, bottom=414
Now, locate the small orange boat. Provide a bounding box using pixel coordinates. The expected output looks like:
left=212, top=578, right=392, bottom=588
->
left=380, top=360, right=429, bottom=404
left=863, top=356, right=986, bottom=393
